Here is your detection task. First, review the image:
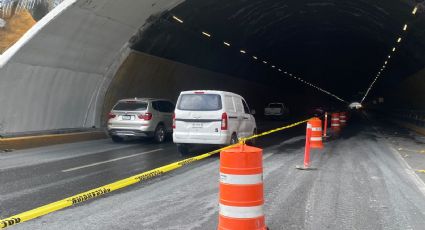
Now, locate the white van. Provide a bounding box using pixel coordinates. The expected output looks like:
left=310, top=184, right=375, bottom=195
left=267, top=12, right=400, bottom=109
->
left=173, top=90, right=257, bottom=155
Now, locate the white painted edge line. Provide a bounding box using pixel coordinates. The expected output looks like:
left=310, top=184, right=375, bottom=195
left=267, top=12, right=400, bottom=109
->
left=372, top=125, right=425, bottom=197
left=0, top=0, right=78, bottom=68
left=390, top=146, right=425, bottom=197
left=62, top=148, right=163, bottom=172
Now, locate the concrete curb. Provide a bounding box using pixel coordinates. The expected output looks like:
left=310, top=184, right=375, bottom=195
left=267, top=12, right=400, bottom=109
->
left=0, top=131, right=107, bottom=150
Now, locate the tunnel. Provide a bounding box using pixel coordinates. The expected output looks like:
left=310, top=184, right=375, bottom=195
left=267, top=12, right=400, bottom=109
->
left=0, top=0, right=424, bottom=134
left=1, top=0, right=425, bottom=229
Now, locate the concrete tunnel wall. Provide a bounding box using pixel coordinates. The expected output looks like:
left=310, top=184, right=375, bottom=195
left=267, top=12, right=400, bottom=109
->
left=0, top=0, right=186, bottom=135
left=385, top=67, right=425, bottom=110
left=102, top=51, right=290, bottom=125
left=0, top=0, right=286, bottom=135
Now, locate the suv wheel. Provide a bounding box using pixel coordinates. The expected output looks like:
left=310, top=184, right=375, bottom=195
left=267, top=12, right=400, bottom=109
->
left=111, top=135, right=124, bottom=143
left=230, top=133, right=238, bottom=145
left=177, top=144, right=190, bottom=156
left=154, top=125, right=166, bottom=143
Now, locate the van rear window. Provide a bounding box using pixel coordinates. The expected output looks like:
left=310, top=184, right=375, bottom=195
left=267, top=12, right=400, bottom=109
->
left=178, top=94, right=222, bottom=111
left=113, top=101, right=148, bottom=111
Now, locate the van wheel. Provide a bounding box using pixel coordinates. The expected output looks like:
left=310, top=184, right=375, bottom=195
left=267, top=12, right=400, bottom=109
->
left=154, top=125, right=166, bottom=143
left=111, top=135, right=124, bottom=143
left=177, top=144, right=190, bottom=156
left=230, top=133, right=238, bottom=145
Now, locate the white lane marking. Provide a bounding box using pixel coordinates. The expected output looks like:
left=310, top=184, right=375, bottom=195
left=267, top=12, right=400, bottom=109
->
left=391, top=146, right=425, bottom=197
left=264, top=152, right=274, bottom=160
left=372, top=125, right=425, bottom=197
left=62, top=149, right=163, bottom=172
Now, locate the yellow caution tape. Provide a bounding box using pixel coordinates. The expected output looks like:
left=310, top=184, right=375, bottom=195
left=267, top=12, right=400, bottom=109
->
left=417, top=170, right=425, bottom=174
left=0, top=119, right=309, bottom=228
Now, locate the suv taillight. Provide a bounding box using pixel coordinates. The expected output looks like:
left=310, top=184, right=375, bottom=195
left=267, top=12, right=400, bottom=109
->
left=138, top=113, right=152, bottom=120
left=108, top=112, right=116, bottom=119
left=221, top=112, right=228, bottom=130
left=172, top=113, right=176, bottom=129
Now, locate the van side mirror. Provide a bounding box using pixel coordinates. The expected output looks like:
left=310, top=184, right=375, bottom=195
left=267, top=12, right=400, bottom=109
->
left=251, top=109, right=256, bottom=115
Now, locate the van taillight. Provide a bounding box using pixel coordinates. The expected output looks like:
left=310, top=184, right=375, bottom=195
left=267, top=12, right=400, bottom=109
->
left=138, top=113, right=152, bottom=120
left=108, top=112, right=116, bottom=119
left=221, top=112, right=228, bottom=130
left=172, top=113, right=176, bottom=129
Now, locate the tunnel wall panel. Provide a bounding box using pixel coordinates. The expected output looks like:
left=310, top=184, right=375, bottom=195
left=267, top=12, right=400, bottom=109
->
left=385, top=68, right=425, bottom=110
left=0, top=62, right=103, bottom=133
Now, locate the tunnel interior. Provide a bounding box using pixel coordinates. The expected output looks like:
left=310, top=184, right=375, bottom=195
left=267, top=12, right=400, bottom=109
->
left=129, top=0, right=425, bottom=111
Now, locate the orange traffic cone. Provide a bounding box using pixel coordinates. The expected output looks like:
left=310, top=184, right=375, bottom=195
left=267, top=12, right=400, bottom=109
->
left=340, top=112, right=347, bottom=127
left=218, top=144, right=267, bottom=230
left=331, top=113, right=341, bottom=133
left=309, top=117, right=324, bottom=149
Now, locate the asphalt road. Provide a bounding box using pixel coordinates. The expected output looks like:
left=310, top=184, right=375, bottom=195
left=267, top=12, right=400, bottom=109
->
left=4, top=116, right=425, bottom=229
left=0, top=120, right=302, bottom=220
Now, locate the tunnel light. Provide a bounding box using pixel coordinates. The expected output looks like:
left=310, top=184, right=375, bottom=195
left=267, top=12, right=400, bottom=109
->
left=388, top=55, right=391, bottom=59
left=412, top=6, right=418, bottom=15
left=397, top=37, right=402, bottom=43
left=403, top=24, right=408, bottom=31
left=172, top=16, right=184, bottom=23
left=278, top=68, right=282, bottom=72
left=271, top=65, right=275, bottom=68
left=392, top=47, right=396, bottom=52
left=240, top=50, right=246, bottom=54
left=252, top=56, right=258, bottom=60
left=202, top=32, right=211, bottom=37
left=223, top=42, right=231, bottom=47
left=263, top=61, right=268, bottom=64
left=284, top=71, right=288, bottom=74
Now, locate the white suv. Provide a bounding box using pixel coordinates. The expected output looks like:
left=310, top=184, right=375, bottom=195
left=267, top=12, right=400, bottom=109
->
left=173, top=90, right=257, bottom=155
left=107, top=98, right=175, bottom=143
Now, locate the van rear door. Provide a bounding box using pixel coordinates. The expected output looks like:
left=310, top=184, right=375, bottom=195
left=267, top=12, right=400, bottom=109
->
left=174, top=93, right=223, bottom=140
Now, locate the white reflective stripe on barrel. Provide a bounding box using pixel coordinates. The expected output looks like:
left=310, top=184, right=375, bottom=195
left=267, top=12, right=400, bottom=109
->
left=310, top=137, right=322, bottom=141
left=311, top=127, right=322, bottom=131
left=307, top=123, right=312, bottom=128
left=340, top=120, right=346, bottom=122
left=331, top=124, right=340, bottom=126
left=219, top=204, right=264, bottom=219
left=220, top=173, right=263, bottom=185
left=331, top=118, right=339, bottom=121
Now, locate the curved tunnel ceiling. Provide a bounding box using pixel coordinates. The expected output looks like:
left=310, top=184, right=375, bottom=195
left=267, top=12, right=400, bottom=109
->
left=132, top=0, right=425, bottom=102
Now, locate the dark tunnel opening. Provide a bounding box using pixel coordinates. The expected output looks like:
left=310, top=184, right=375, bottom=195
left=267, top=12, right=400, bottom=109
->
left=129, top=0, right=425, bottom=113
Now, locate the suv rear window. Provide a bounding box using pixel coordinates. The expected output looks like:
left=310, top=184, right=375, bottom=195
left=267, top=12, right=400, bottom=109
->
left=113, top=101, right=148, bottom=111
left=178, top=94, right=222, bottom=111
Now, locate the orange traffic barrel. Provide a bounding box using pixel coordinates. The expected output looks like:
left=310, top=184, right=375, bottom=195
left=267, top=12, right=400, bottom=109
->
left=218, top=144, right=267, bottom=230
left=309, top=117, right=324, bottom=149
left=331, top=113, right=341, bottom=132
left=340, top=112, right=347, bottom=127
